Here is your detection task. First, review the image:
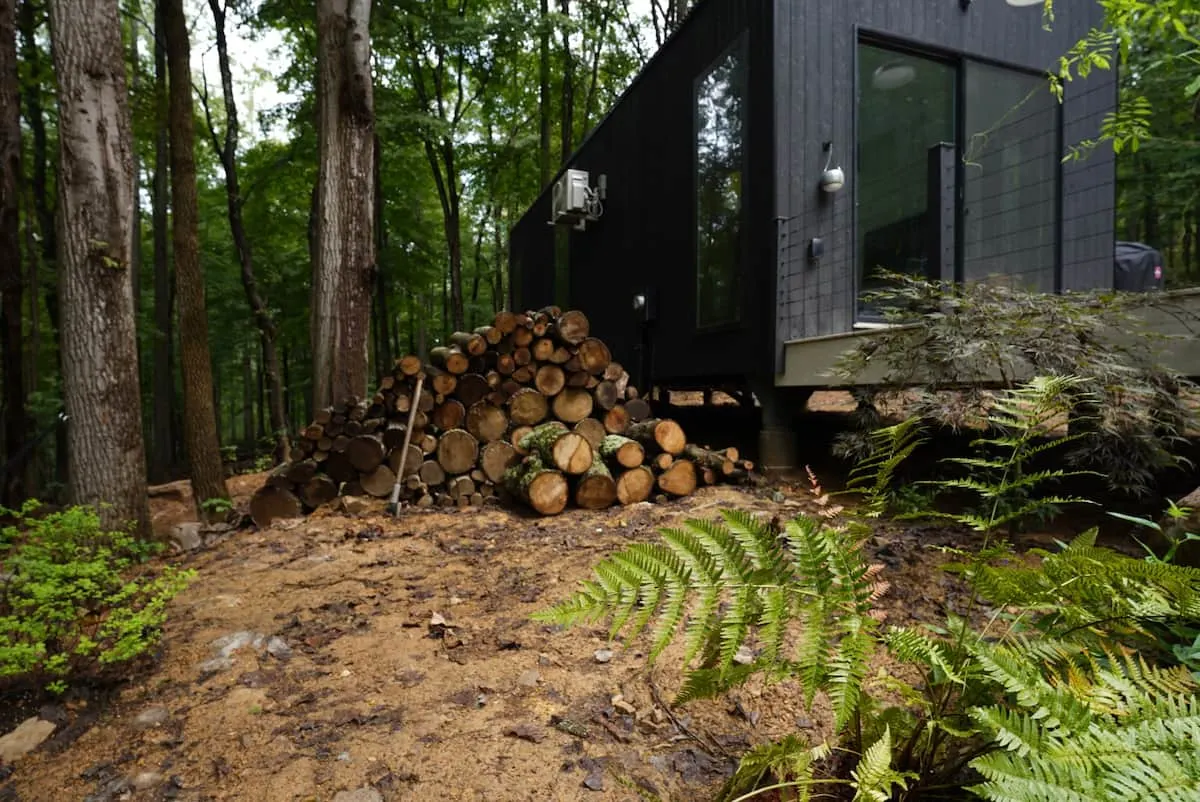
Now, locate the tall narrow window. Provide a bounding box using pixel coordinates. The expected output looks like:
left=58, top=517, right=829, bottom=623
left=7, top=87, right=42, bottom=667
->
left=962, top=61, right=1058, bottom=292
left=856, top=44, right=956, bottom=320
left=695, top=38, right=746, bottom=328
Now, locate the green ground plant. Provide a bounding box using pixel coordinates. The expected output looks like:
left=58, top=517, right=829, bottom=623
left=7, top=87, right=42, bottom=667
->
left=0, top=501, right=194, bottom=694
left=534, top=376, right=1200, bottom=801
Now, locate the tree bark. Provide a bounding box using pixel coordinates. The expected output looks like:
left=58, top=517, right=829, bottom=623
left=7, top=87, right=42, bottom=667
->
left=312, top=0, right=375, bottom=409
left=150, top=0, right=174, bottom=481
left=164, top=0, right=229, bottom=513
left=206, top=0, right=290, bottom=463
left=558, top=0, right=575, bottom=164
left=0, top=0, right=25, bottom=505
left=47, top=0, right=151, bottom=535
left=538, top=0, right=551, bottom=187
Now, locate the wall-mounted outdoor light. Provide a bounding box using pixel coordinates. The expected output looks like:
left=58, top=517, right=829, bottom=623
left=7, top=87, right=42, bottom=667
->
left=872, top=61, right=915, bottom=90
left=959, top=0, right=971, bottom=9
left=819, top=142, right=845, bottom=193
left=1005, top=0, right=1043, bottom=5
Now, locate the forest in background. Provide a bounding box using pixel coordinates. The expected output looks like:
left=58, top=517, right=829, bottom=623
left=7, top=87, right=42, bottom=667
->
left=0, top=0, right=1198, bottom=525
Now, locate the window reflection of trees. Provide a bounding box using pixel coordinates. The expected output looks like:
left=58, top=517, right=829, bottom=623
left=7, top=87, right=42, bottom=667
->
left=696, top=42, right=745, bottom=328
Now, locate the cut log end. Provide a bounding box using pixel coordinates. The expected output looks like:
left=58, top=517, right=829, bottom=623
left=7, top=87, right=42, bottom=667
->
left=250, top=485, right=304, bottom=527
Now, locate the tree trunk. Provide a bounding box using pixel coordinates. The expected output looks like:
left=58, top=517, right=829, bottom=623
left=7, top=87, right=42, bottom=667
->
left=207, top=0, right=290, bottom=463
left=0, top=0, right=25, bottom=505
left=164, top=0, right=229, bottom=513
left=48, top=0, right=151, bottom=536
left=558, top=0, right=574, bottom=163
left=538, top=0, right=551, bottom=187
left=150, top=0, right=174, bottom=481
left=312, top=0, right=375, bottom=410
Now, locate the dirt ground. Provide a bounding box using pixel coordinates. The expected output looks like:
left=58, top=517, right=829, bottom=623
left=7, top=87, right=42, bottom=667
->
left=2, top=471, right=977, bottom=802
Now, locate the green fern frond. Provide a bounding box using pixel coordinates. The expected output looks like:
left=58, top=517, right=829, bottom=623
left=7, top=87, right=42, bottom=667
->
left=885, top=626, right=964, bottom=684
left=716, top=733, right=816, bottom=802
left=851, top=727, right=912, bottom=802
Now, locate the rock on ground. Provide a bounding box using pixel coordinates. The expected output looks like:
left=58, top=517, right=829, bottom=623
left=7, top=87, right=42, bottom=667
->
left=0, top=717, right=56, bottom=764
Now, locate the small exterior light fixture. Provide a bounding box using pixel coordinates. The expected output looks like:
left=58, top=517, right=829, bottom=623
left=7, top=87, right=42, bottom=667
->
left=1005, top=0, right=1043, bottom=5
left=819, top=142, right=845, bottom=193
left=872, top=61, right=916, bottom=90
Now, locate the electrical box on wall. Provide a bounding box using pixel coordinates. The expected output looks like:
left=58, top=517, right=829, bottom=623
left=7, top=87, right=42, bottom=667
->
left=549, top=169, right=605, bottom=231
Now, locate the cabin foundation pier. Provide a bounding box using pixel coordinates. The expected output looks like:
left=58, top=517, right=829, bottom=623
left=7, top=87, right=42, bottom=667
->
left=752, top=382, right=812, bottom=472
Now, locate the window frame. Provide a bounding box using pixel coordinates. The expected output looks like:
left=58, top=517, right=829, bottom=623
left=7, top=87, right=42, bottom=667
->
left=692, top=30, right=751, bottom=333
left=851, top=30, right=1064, bottom=323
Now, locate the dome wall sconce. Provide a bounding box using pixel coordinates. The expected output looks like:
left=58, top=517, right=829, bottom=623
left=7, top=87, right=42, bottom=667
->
left=1005, top=0, right=1044, bottom=5
left=819, top=141, right=845, bottom=194
left=871, top=61, right=916, bottom=90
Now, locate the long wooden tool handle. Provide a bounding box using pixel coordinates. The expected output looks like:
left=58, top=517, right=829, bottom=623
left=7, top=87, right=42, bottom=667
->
left=388, top=373, right=425, bottom=514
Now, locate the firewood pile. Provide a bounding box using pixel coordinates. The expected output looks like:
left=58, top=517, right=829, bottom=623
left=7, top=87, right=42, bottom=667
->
left=249, top=307, right=756, bottom=525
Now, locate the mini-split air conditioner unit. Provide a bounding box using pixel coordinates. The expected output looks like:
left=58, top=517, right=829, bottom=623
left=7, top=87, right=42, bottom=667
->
left=549, top=168, right=605, bottom=231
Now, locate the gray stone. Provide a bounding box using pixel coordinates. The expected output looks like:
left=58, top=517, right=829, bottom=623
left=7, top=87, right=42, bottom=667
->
left=211, top=630, right=264, bottom=658
left=265, top=636, right=293, bottom=660
left=197, top=657, right=234, bottom=674
left=170, top=522, right=204, bottom=552
left=339, top=496, right=373, bottom=515
left=0, top=717, right=56, bottom=763
left=133, top=706, right=170, bottom=729
left=516, top=669, right=540, bottom=688
left=332, top=789, right=383, bottom=802
left=583, top=771, right=605, bottom=791
left=131, top=772, right=165, bottom=790
left=733, top=645, right=755, bottom=665
left=593, top=649, right=614, bottom=664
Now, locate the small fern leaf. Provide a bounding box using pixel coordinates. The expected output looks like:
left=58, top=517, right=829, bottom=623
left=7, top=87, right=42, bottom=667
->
left=886, top=626, right=964, bottom=685
left=829, top=617, right=873, bottom=733
left=851, top=726, right=910, bottom=802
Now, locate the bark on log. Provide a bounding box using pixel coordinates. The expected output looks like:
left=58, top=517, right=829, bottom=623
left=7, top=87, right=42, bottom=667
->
left=535, top=364, right=566, bottom=396
left=430, top=346, right=469, bottom=374
left=657, top=459, right=697, bottom=497
left=300, top=474, right=339, bottom=508
left=573, top=418, right=606, bottom=449
left=250, top=485, right=303, bottom=527
left=519, top=422, right=592, bottom=474
left=683, top=444, right=736, bottom=476
left=627, top=418, right=686, bottom=455
left=474, top=325, right=502, bottom=345
left=509, top=387, right=549, bottom=426
left=449, top=330, right=487, bottom=356
left=599, top=435, right=645, bottom=469
left=466, top=401, right=508, bottom=443
left=346, top=435, right=385, bottom=473
left=574, top=454, right=617, bottom=510
left=437, top=428, right=479, bottom=475
left=502, top=453, right=568, bottom=515
left=480, top=440, right=520, bottom=483
left=552, top=388, right=594, bottom=423
left=616, top=466, right=655, bottom=506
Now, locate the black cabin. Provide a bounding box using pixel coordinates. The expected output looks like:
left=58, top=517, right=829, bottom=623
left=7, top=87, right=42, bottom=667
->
left=508, top=0, right=1116, bottom=430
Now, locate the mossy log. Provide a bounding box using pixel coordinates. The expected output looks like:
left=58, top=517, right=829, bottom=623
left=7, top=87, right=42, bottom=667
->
left=599, top=434, right=645, bottom=469
left=574, top=453, right=618, bottom=510
left=503, top=453, right=569, bottom=515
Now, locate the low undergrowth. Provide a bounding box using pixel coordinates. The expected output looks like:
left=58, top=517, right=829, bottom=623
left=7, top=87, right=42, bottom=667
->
left=536, top=375, right=1200, bottom=801
left=0, top=501, right=194, bottom=695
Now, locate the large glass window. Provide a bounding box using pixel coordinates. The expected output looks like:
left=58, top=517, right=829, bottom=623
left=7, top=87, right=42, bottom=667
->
left=856, top=45, right=956, bottom=319
left=855, top=42, right=1061, bottom=319
left=695, top=39, right=746, bottom=328
left=962, top=62, right=1058, bottom=292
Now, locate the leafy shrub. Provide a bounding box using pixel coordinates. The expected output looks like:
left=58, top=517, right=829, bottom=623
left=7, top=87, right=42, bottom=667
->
left=535, top=376, right=1200, bottom=801
left=0, top=501, right=194, bottom=694
left=832, top=272, right=1198, bottom=498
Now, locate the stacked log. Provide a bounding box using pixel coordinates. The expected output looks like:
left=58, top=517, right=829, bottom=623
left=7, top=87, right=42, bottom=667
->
left=250, top=307, right=758, bottom=525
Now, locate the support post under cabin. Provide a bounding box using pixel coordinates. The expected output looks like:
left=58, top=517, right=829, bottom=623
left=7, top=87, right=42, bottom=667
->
left=751, top=381, right=811, bottom=472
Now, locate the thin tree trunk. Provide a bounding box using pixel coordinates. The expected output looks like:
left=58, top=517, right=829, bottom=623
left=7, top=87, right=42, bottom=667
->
left=151, top=0, right=173, bottom=481
left=558, top=0, right=575, bottom=164
left=538, top=0, right=551, bottom=188
left=372, top=132, right=390, bottom=377
left=18, top=0, right=66, bottom=489
left=312, top=0, right=375, bottom=409
left=128, top=0, right=142, bottom=372
left=1, top=0, right=26, bottom=506
left=47, top=0, right=151, bottom=536
left=163, top=0, right=230, bottom=513
left=206, top=0, right=291, bottom=462
left=242, top=347, right=253, bottom=450
left=257, top=339, right=265, bottom=440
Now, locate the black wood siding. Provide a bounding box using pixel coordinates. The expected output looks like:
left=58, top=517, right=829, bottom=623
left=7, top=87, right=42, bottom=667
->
left=511, top=0, right=776, bottom=385
left=775, top=0, right=1115, bottom=344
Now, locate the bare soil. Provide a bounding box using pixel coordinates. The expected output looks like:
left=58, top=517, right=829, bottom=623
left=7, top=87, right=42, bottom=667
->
left=2, top=472, right=975, bottom=802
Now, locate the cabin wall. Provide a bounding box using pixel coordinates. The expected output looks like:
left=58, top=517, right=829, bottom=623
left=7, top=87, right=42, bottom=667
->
left=775, top=0, right=1116, bottom=347
left=510, top=0, right=776, bottom=387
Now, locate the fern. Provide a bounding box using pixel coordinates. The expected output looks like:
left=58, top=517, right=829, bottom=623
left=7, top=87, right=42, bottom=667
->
left=842, top=417, right=927, bottom=517
left=534, top=504, right=886, bottom=721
